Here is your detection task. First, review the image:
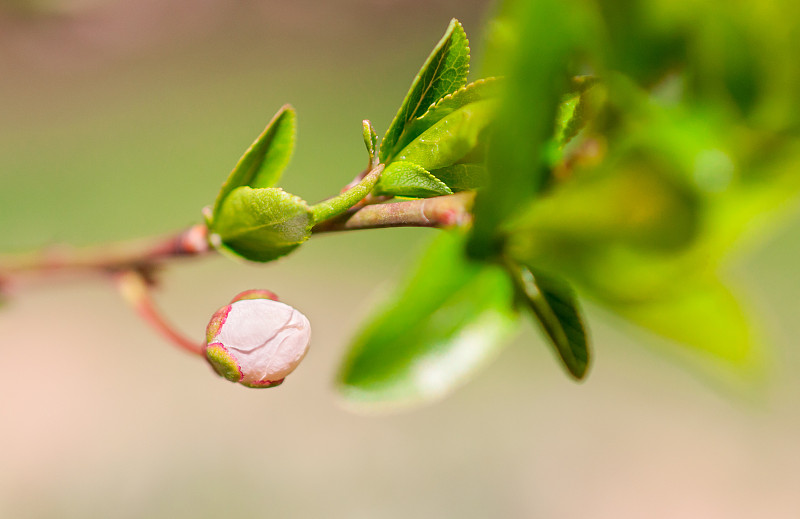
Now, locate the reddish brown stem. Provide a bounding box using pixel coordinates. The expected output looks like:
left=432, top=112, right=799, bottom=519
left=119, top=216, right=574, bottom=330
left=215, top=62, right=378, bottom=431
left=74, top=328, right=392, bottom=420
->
left=312, top=192, right=475, bottom=233
left=0, top=193, right=476, bottom=361
left=0, top=194, right=475, bottom=284
left=115, top=270, right=205, bottom=357
left=0, top=224, right=210, bottom=279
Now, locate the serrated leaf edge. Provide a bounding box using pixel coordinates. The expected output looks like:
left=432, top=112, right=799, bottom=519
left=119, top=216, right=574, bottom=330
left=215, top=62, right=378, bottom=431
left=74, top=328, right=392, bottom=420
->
left=376, top=161, right=454, bottom=197
left=212, top=186, right=312, bottom=243
left=380, top=19, right=470, bottom=162
left=416, top=77, right=501, bottom=123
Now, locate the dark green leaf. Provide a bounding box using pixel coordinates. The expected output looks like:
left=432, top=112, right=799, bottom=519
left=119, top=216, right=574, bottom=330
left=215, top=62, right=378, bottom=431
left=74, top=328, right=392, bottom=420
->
left=380, top=19, right=470, bottom=163
left=337, top=232, right=518, bottom=409
left=395, top=99, right=496, bottom=172
left=554, top=77, right=599, bottom=148
left=213, top=105, right=296, bottom=217
left=511, top=264, right=589, bottom=379
left=374, top=161, right=452, bottom=198
left=211, top=186, right=312, bottom=262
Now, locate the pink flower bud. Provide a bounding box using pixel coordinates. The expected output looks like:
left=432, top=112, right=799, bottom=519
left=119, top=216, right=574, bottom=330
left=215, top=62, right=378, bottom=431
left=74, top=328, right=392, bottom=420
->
left=204, top=294, right=311, bottom=388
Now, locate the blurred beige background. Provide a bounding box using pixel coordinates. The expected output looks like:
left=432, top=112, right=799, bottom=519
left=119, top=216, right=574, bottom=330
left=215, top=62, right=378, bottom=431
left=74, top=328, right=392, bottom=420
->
left=2, top=1, right=800, bottom=517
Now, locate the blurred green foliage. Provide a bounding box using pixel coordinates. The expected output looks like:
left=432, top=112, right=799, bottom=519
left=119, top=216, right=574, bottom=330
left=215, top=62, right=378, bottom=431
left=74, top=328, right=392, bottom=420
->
left=339, top=0, right=800, bottom=408
left=338, top=231, right=517, bottom=408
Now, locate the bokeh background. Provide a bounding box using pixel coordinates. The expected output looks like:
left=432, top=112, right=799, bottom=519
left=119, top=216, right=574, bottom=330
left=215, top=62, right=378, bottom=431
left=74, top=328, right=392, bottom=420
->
left=2, top=1, right=800, bottom=517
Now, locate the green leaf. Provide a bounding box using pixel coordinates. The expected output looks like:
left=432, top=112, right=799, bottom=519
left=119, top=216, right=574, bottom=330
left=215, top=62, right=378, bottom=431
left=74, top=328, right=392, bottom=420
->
left=362, top=119, right=378, bottom=168
left=468, top=0, right=596, bottom=259
left=374, top=161, right=452, bottom=198
left=213, top=105, right=296, bottom=216
left=380, top=19, right=470, bottom=163
left=505, top=160, right=700, bottom=256
left=610, top=278, right=760, bottom=371
left=392, top=77, right=501, bottom=158
left=429, top=163, right=488, bottom=191
left=395, top=99, right=496, bottom=172
left=511, top=264, right=589, bottom=379
left=554, top=76, right=599, bottom=148
left=210, top=186, right=312, bottom=262
left=337, top=232, right=518, bottom=410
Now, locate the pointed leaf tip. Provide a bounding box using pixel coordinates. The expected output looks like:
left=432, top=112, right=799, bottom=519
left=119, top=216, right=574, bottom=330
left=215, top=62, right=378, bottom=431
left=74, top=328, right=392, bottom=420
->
left=380, top=19, right=470, bottom=163
left=374, top=161, right=452, bottom=198
left=213, top=105, right=297, bottom=217
left=512, top=264, right=590, bottom=379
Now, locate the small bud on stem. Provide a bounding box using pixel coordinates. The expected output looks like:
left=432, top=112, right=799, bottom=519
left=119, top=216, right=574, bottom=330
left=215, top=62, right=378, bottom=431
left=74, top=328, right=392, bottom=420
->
left=205, top=290, right=311, bottom=388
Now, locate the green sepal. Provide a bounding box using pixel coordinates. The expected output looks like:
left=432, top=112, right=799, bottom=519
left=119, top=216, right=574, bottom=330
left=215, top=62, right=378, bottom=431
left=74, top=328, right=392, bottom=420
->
left=394, top=99, right=496, bottom=172
left=380, top=19, right=470, bottom=163
left=337, top=231, right=518, bottom=410
left=392, top=77, right=501, bottom=158
left=429, top=163, right=488, bottom=191
left=374, top=161, right=453, bottom=198
left=206, top=344, right=243, bottom=383
left=210, top=186, right=313, bottom=263
left=241, top=379, right=284, bottom=389
left=510, top=263, right=589, bottom=379
left=212, top=105, right=296, bottom=217
left=362, top=120, right=379, bottom=168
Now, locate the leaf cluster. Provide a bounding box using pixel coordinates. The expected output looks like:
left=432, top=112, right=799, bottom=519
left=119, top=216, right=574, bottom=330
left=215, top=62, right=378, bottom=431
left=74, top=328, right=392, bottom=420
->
left=338, top=19, right=592, bottom=408
left=202, top=1, right=800, bottom=409
left=338, top=1, right=800, bottom=408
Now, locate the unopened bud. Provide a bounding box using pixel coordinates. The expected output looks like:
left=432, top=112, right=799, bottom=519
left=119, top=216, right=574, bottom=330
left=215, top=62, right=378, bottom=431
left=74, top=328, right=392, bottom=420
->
left=204, top=291, right=311, bottom=388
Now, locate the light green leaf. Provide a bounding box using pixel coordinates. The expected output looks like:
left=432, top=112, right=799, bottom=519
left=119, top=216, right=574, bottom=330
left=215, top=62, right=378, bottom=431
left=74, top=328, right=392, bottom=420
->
left=511, top=264, right=589, bottom=379
left=395, top=99, right=496, bottom=172
left=362, top=119, right=378, bottom=168
left=374, top=161, right=452, bottom=198
left=611, top=278, right=760, bottom=371
left=430, top=163, right=488, bottom=191
left=392, top=77, right=501, bottom=158
left=211, top=186, right=312, bottom=262
left=505, top=161, right=700, bottom=256
left=213, top=105, right=296, bottom=216
left=380, top=19, right=470, bottom=163
left=337, top=232, right=518, bottom=410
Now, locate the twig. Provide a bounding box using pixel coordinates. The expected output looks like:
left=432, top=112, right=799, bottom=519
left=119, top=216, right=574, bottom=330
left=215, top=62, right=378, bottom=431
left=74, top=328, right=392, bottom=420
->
left=0, top=193, right=475, bottom=283
left=114, top=269, right=205, bottom=357
left=0, top=224, right=210, bottom=279
left=312, top=192, right=474, bottom=233
left=310, top=164, right=385, bottom=223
